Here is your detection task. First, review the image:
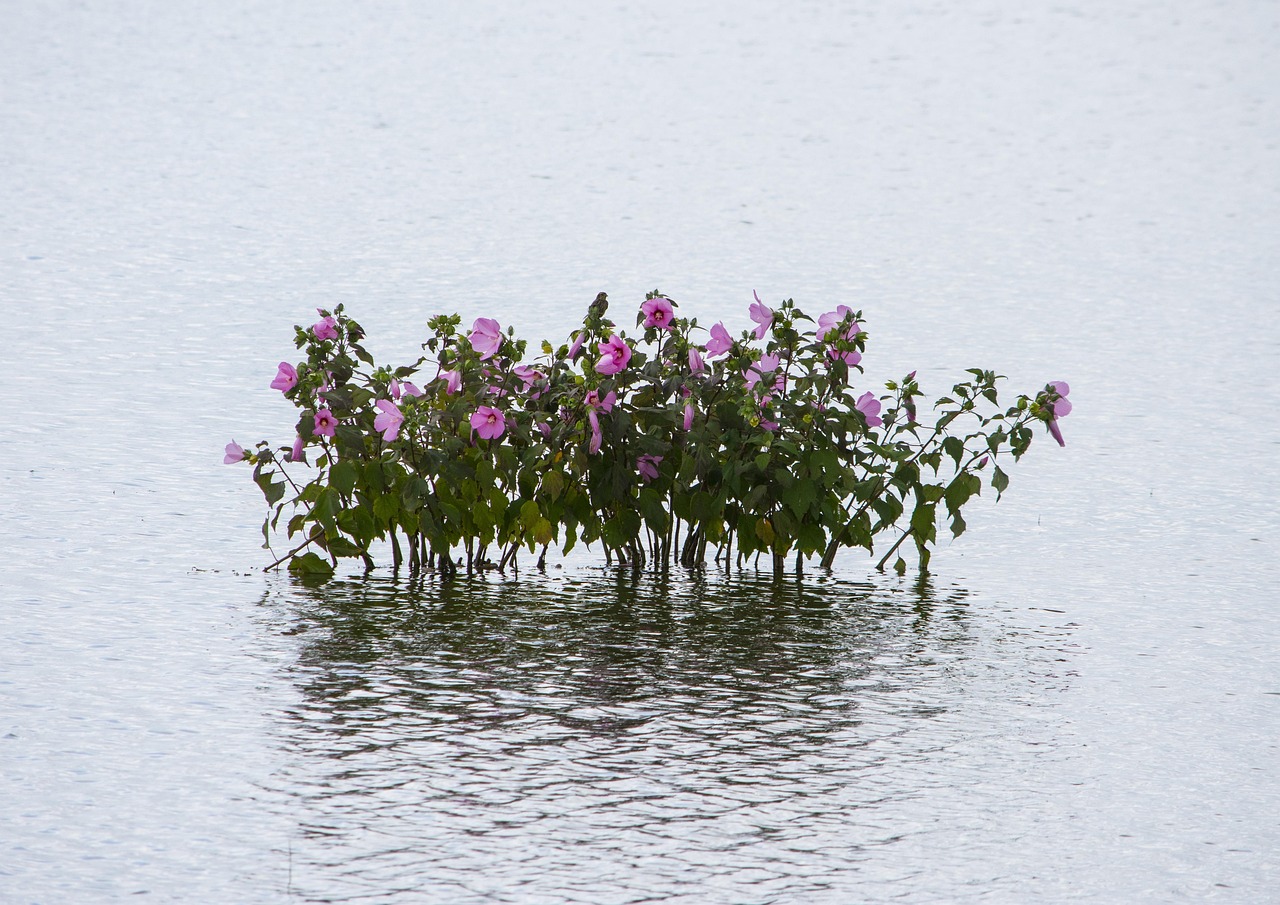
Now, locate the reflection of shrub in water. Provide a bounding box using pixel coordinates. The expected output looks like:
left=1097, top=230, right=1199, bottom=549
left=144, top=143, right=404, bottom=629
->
left=275, top=571, right=974, bottom=744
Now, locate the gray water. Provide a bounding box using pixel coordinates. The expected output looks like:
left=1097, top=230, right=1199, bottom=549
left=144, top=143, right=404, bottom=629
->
left=2, top=1, right=1278, bottom=902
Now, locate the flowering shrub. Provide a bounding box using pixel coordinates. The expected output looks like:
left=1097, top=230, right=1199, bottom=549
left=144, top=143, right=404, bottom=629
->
left=227, top=293, right=1071, bottom=579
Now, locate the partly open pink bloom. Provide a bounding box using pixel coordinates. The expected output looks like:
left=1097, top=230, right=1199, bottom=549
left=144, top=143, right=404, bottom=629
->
left=688, top=347, right=706, bottom=374
left=568, top=331, right=586, bottom=360
left=311, top=316, right=339, bottom=341
left=595, top=334, right=632, bottom=375
left=760, top=419, right=779, bottom=432
left=749, top=291, right=773, bottom=340
left=514, top=365, right=544, bottom=396
left=440, top=369, right=462, bottom=395
left=468, top=317, right=503, bottom=360
left=313, top=408, right=338, bottom=437
left=587, top=409, right=603, bottom=454
left=223, top=440, right=245, bottom=464
left=705, top=322, right=733, bottom=357
left=817, top=305, right=858, bottom=340
left=288, top=435, right=306, bottom=464
left=470, top=405, right=506, bottom=440
left=390, top=378, right=424, bottom=400
left=270, top=362, right=298, bottom=393
left=1047, top=381, right=1071, bottom=446
left=641, top=297, right=675, bottom=330
left=374, top=399, right=404, bottom=442
left=637, top=454, right=663, bottom=482
left=683, top=403, right=695, bottom=431
left=585, top=389, right=616, bottom=413
left=855, top=392, right=883, bottom=428
left=818, top=305, right=861, bottom=365
left=744, top=352, right=780, bottom=390
left=536, top=420, right=552, bottom=439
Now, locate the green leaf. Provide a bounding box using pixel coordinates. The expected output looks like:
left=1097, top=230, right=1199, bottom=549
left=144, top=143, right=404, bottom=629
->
left=910, top=502, right=937, bottom=544
left=787, top=479, right=818, bottom=519
left=314, top=487, right=339, bottom=532
left=520, top=499, right=541, bottom=531
left=941, top=436, right=965, bottom=467
left=254, top=470, right=285, bottom=506
left=288, top=552, right=334, bottom=579
left=330, top=460, right=358, bottom=495
left=992, top=466, right=1010, bottom=497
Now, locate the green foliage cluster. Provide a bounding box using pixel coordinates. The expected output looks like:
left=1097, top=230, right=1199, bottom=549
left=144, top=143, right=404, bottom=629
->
left=231, top=293, right=1069, bottom=579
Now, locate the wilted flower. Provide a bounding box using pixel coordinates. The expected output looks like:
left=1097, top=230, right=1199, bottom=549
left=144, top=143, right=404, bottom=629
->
left=637, top=454, right=664, bottom=482
left=270, top=362, right=298, bottom=393
left=688, top=347, right=706, bottom=374
left=468, top=317, right=503, bottom=360
left=595, top=334, right=632, bottom=375
left=568, top=331, right=585, bottom=360
left=1046, top=381, right=1072, bottom=446
left=587, top=409, right=603, bottom=454
left=683, top=403, right=695, bottom=431
left=288, top=435, right=306, bottom=464
left=641, top=297, right=675, bottom=330
left=374, top=399, right=404, bottom=442
left=749, top=291, right=772, bottom=340
left=470, top=405, right=506, bottom=440
left=440, top=369, right=462, bottom=395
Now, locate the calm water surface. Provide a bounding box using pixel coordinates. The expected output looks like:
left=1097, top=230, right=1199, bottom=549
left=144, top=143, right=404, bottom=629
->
left=2, top=1, right=1278, bottom=902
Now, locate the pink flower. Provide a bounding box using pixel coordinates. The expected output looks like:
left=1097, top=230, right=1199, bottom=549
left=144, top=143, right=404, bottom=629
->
left=595, top=334, right=632, bottom=375
left=1047, top=381, right=1071, bottom=446
left=311, top=316, right=339, bottom=342
left=688, top=347, right=705, bottom=374
left=223, top=440, right=245, bottom=464
left=536, top=421, right=551, bottom=439
left=468, top=317, right=503, bottom=360
left=440, top=369, right=462, bottom=395
left=587, top=409, right=603, bottom=454
left=761, top=419, right=779, bottom=432
left=744, top=352, right=780, bottom=390
left=568, top=331, right=586, bottom=360
left=683, top=403, right=695, bottom=431
left=401, top=381, right=423, bottom=398
left=374, top=399, right=404, bottom=442
left=705, top=322, right=733, bottom=357
left=749, top=291, right=772, bottom=340
left=470, top=405, right=506, bottom=440
left=855, top=392, right=883, bottom=428
left=818, top=305, right=862, bottom=365
left=270, top=362, right=298, bottom=393
left=513, top=365, right=544, bottom=394
left=313, top=409, right=338, bottom=437
left=585, top=389, right=616, bottom=413
left=641, top=297, right=675, bottom=330
left=288, top=435, right=306, bottom=464
left=637, top=454, right=663, bottom=482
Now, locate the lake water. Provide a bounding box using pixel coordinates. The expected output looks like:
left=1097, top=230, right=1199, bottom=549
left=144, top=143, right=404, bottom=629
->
left=3, top=1, right=1278, bottom=902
